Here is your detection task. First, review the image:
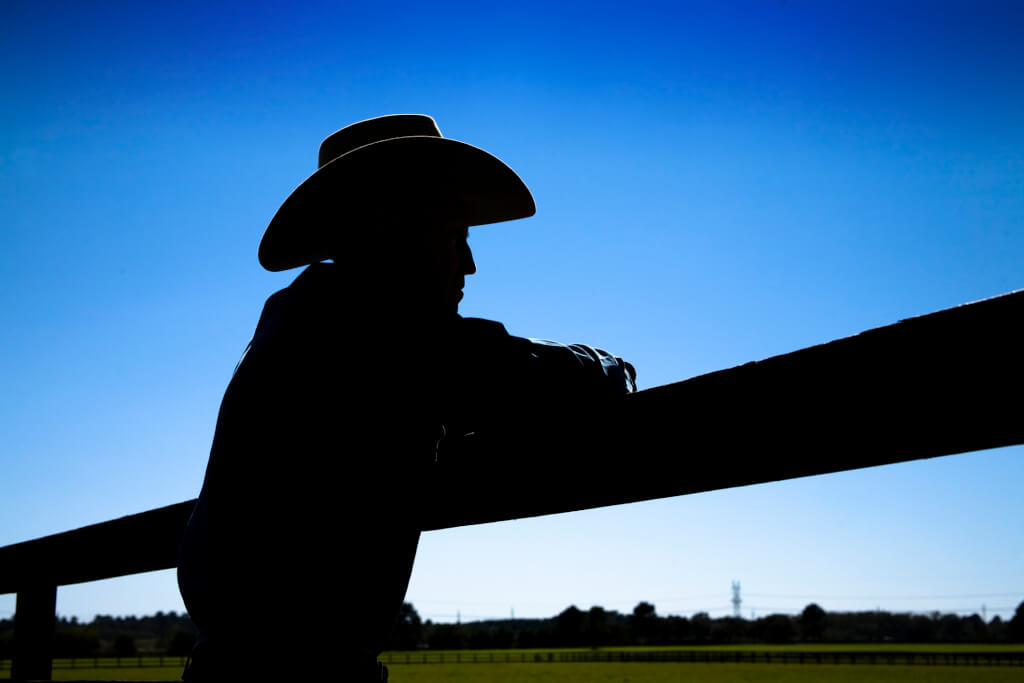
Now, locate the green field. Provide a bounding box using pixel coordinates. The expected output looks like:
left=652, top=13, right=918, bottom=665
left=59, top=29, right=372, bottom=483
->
left=2, top=662, right=1018, bottom=682
left=48, top=668, right=182, bottom=681
left=2, top=646, right=1022, bottom=681
left=390, top=662, right=1024, bottom=683
left=383, top=644, right=1024, bottom=656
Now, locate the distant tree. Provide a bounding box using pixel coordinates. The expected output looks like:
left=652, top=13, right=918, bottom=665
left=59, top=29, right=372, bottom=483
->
left=936, top=613, right=963, bottom=642
left=907, top=614, right=935, bottom=642
left=987, top=615, right=1006, bottom=642
left=53, top=629, right=99, bottom=657
left=691, top=612, right=712, bottom=642
left=114, top=634, right=136, bottom=657
left=491, top=626, right=513, bottom=649
left=1009, top=601, right=1024, bottom=643
left=391, top=602, right=423, bottom=650
left=663, top=615, right=692, bottom=644
left=800, top=603, right=827, bottom=641
left=962, top=614, right=988, bottom=642
left=555, top=606, right=585, bottom=647
left=468, top=628, right=492, bottom=649
left=756, top=614, right=795, bottom=644
left=167, top=631, right=195, bottom=656
left=585, top=606, right=609, bottom=648
left=632, top=601, right=656, bottom=619
left=629, top=602, right=657, bottom=644
left=428, top=623, right=466, bottom=650
left=0, top=625, right=11, bottom=660
left=712, top=616, right=747, bottom=644
left=518, top=629, right=537, bottom=649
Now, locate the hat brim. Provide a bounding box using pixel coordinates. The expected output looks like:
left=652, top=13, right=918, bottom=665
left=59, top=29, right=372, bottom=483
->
left=259, top=136, right=536, bottom=272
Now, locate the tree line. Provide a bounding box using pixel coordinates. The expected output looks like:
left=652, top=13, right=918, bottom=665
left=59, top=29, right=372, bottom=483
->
left=393, top=600, right=1024, bottom=650
left=1, top=600, right=1021, bottom=658
left=0, top=611, right=197, bottom=659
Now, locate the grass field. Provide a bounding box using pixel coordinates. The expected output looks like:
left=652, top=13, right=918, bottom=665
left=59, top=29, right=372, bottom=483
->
left=2, top=646, right=1022, bottom=681
left=1, top=662, right=1019, bottom=682
left=47, top=668, right=182, bottom=681
left=384, top=644, right=1024, bottom=656
left=390, top=662, right=1024, bottom=682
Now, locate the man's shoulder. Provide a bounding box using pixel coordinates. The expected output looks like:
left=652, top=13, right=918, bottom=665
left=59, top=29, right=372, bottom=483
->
left=458, top=316, right=510, bottom=337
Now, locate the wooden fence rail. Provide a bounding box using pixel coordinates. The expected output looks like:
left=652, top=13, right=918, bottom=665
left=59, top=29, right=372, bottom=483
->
left=376, top=649, right=1024, bottom=666
left=0, top=656, right=189, bottom=671
left=1, top=649, right=1021, bottom=671
left=2, top=289, right=1023, bottom=680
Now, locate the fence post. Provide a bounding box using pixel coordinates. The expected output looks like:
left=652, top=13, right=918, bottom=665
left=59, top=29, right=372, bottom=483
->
left=10, top=584, right=57, bottom=682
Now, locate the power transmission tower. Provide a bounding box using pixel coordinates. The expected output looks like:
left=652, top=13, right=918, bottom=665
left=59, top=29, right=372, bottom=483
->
left=731, top=581, right=742, bottom=618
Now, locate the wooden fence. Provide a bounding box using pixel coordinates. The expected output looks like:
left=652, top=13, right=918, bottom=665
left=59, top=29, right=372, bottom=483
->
left=377, top=649, right=1024, bottom=666
left=2, top=288, right=1023, bottom=680
left=1, top=649, right=1021, bottom=671
left=0, top=655, right=188, bottom=672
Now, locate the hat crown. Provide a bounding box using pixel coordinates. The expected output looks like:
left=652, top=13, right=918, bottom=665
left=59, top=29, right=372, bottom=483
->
left=318, top=114, right=442, bottom=168
left=260, top=114, right=535, bottom=272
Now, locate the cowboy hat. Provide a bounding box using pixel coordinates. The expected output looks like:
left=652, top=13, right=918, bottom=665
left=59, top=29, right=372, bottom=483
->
left=258, top=114, right=536, bottom=271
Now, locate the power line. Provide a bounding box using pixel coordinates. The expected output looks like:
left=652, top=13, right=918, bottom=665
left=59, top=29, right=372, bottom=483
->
left=745, top=592, right=1021, bottom=600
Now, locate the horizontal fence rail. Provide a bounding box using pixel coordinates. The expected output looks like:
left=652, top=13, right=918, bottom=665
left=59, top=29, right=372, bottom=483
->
left=0, top=656, right=188, bottom=671
left=2, top=288, right=1023, bottom=680
left=419, top=288, right=1024, bottom=530
left=379, top=649, right=1024, bottom=667
left=1, top=650, right=1021, bottom=671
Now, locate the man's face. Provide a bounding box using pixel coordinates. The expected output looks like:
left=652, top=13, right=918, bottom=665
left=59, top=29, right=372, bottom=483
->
left=425, top=221, right=476, bottom=316
left=390, top=219, right=476, bottom=317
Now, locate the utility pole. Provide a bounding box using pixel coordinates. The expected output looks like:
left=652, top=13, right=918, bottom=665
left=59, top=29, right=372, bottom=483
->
left=731, top=581, right=742, bottom=618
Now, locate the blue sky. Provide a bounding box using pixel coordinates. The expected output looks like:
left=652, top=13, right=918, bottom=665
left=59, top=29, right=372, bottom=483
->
left=2, top=0, right=1022, bottom=624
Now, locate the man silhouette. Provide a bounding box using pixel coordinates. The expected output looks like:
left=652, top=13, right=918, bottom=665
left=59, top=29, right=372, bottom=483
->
left=177, top=115, right=635, bottom=681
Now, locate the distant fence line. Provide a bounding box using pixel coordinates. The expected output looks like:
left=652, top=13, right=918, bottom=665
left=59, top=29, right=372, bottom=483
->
left=379, top=649, right=1024, bottom=667
left=1, top=650, right=1022, bottom=670
left=0, top=655, right=187, bottom=671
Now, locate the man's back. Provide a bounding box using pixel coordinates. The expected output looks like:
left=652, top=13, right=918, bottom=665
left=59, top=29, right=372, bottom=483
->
left=179, top=264, right=433, bottom=674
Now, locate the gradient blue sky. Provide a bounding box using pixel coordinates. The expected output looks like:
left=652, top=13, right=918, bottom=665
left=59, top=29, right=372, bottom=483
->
left=2, top=1, right=1022, bottom=624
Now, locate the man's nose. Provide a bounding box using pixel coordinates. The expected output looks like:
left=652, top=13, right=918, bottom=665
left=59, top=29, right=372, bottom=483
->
left=462, top=243, right=477, bottom=275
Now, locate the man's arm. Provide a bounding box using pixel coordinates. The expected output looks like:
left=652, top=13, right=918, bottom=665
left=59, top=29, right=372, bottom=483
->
left=454, top=316, right=635, bottom=399
left=519, top=336, right=637, bottom=395
left=419, top=317, right=636, bottom=530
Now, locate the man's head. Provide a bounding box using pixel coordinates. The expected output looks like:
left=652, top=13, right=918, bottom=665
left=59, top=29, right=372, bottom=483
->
left=336, top=208, right=476, bottom=317
left=258, top=115, right=535, bottom=293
